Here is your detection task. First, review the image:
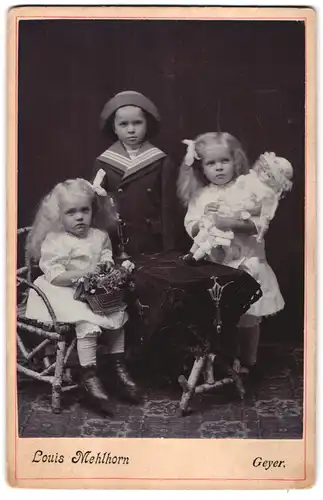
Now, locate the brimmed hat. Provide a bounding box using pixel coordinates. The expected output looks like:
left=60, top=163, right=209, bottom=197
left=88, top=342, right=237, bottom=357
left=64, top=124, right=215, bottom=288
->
left=100, top=90, right=160, bottom=136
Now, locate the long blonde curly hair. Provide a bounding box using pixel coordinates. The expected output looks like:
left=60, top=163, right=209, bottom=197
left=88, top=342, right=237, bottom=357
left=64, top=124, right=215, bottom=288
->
left=177, top=132, right=250, bottom=206
left=25, top=178, right=117, bottom=262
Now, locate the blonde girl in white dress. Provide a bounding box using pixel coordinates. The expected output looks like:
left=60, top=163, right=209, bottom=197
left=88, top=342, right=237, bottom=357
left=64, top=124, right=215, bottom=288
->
left=177, top=132, right=286, bottom=375
left=25, top=178, right=140, bottom=414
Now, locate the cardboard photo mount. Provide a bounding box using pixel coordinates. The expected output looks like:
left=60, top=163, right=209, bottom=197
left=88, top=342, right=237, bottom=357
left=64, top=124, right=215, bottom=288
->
left=6, top=5, right=316, bottom=489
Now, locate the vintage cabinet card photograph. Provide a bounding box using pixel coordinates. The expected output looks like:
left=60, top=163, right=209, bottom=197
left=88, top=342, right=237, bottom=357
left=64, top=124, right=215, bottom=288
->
left=6, top=5, right=316, bottom=489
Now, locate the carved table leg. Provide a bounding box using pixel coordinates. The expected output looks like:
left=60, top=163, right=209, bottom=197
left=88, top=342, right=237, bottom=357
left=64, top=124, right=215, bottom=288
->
left=178, top=356, right=206, bottom=415
left=215, top=357, right=246, bottom=400
left=203, top=353, right=216, bottom=384
left=194, top=352, right=235, bottom=394
left=177, top=277, right=246, bottom=415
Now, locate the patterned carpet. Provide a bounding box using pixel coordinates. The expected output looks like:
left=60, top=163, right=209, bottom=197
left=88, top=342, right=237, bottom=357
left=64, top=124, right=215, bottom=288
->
left=17, top=342, right=303, bottom=439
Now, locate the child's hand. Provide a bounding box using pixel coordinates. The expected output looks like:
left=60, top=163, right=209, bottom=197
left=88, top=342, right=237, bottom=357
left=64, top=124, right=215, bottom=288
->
left=82, top=265, right=98, bottom=276
left=121, top=260, right=135, bottom=273
left=83, top=261, right=108, bottom=276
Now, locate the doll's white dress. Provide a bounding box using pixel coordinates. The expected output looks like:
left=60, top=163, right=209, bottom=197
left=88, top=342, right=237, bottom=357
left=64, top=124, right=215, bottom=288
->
left=184, top=181, right=284, bottom=318
left=25, top=228, right=128, bottom=329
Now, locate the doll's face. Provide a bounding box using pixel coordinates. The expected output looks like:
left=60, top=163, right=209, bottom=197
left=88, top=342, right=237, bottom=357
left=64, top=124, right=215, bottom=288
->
left=60, top=192, right=92, bottom=238
left=114, top=106, right=147, bottom=148
left=258, top=168, right=276, bottom=185
left=202, top=144, right=235, bottom=186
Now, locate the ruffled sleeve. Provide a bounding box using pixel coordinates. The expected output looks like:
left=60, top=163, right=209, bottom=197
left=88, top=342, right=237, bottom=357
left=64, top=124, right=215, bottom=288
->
left=184, top=192, right=205, bottom=237
left=39, top=233, right=70, bottom=283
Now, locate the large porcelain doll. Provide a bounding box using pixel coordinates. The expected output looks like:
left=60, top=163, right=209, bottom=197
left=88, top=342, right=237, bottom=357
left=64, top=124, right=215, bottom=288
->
left=187, top=151, right=293, bottom=262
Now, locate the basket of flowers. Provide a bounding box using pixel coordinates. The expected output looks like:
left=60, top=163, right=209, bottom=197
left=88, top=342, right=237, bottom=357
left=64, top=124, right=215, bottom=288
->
left=74, top=261, right=135, bottom=316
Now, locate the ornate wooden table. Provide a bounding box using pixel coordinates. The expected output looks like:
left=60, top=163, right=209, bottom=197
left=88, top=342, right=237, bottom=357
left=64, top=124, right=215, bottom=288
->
left=130, top=251, right=262, bottom=415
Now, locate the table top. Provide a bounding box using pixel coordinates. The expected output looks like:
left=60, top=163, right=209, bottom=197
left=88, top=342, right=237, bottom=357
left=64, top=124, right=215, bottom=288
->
left=134, top=251, right=252, bottom=285
left=130, top=251, right=262, bottom=338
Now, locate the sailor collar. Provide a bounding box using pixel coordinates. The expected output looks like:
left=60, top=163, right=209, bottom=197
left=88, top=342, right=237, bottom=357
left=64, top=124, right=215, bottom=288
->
left=97, top=141, right=166, bottom=180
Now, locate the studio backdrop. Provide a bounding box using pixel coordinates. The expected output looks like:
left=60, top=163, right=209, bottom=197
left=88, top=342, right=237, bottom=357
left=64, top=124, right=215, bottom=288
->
left=17, top=20, right=305, bottom=341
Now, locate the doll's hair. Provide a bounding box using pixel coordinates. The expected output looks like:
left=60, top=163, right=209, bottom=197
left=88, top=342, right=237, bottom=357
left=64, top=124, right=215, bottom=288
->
left=254, top=152, right=293, bottom=195
left=25, top=178, right=116, bottom=262
left=177, top=132, right=250, bottom=206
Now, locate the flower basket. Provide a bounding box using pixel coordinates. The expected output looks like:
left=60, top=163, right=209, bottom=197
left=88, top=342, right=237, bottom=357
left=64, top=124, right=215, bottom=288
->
left=85, top=289, right=126, bottom=316
left=74, top=263, right=134, bottom=316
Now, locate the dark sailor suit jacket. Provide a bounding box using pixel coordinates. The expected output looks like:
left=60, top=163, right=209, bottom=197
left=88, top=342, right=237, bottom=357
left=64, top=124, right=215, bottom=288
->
left=92, top=140, right=180, bottom=257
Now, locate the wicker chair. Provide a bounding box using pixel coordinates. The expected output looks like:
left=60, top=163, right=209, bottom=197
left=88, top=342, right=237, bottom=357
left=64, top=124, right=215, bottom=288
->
left=16, top=227, right=78, bottom=413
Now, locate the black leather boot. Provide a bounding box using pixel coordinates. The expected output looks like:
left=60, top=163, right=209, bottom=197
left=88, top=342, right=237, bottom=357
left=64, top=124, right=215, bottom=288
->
left=108, top=354, right=141, bottom=404
left=81, top=365, right=113, bottom=416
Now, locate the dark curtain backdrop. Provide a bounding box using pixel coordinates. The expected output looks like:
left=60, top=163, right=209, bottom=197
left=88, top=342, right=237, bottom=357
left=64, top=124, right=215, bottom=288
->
left=17, top=20, right=305, bottom=340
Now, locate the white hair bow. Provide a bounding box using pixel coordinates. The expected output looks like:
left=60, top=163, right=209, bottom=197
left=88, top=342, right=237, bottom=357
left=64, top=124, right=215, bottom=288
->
left=182, top=139, right=200, bottom=166
left=91, top=169, right=108, bottom=196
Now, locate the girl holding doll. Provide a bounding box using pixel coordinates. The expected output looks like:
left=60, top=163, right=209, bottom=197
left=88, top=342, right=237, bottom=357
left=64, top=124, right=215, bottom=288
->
left=25, top=178, right=140, bottom=415
left=177, top=132, right=289, bottom=375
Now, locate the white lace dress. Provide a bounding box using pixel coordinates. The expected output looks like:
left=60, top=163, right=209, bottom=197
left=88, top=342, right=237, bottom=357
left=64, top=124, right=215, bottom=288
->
left=25, top=228, right=128, bottom=329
